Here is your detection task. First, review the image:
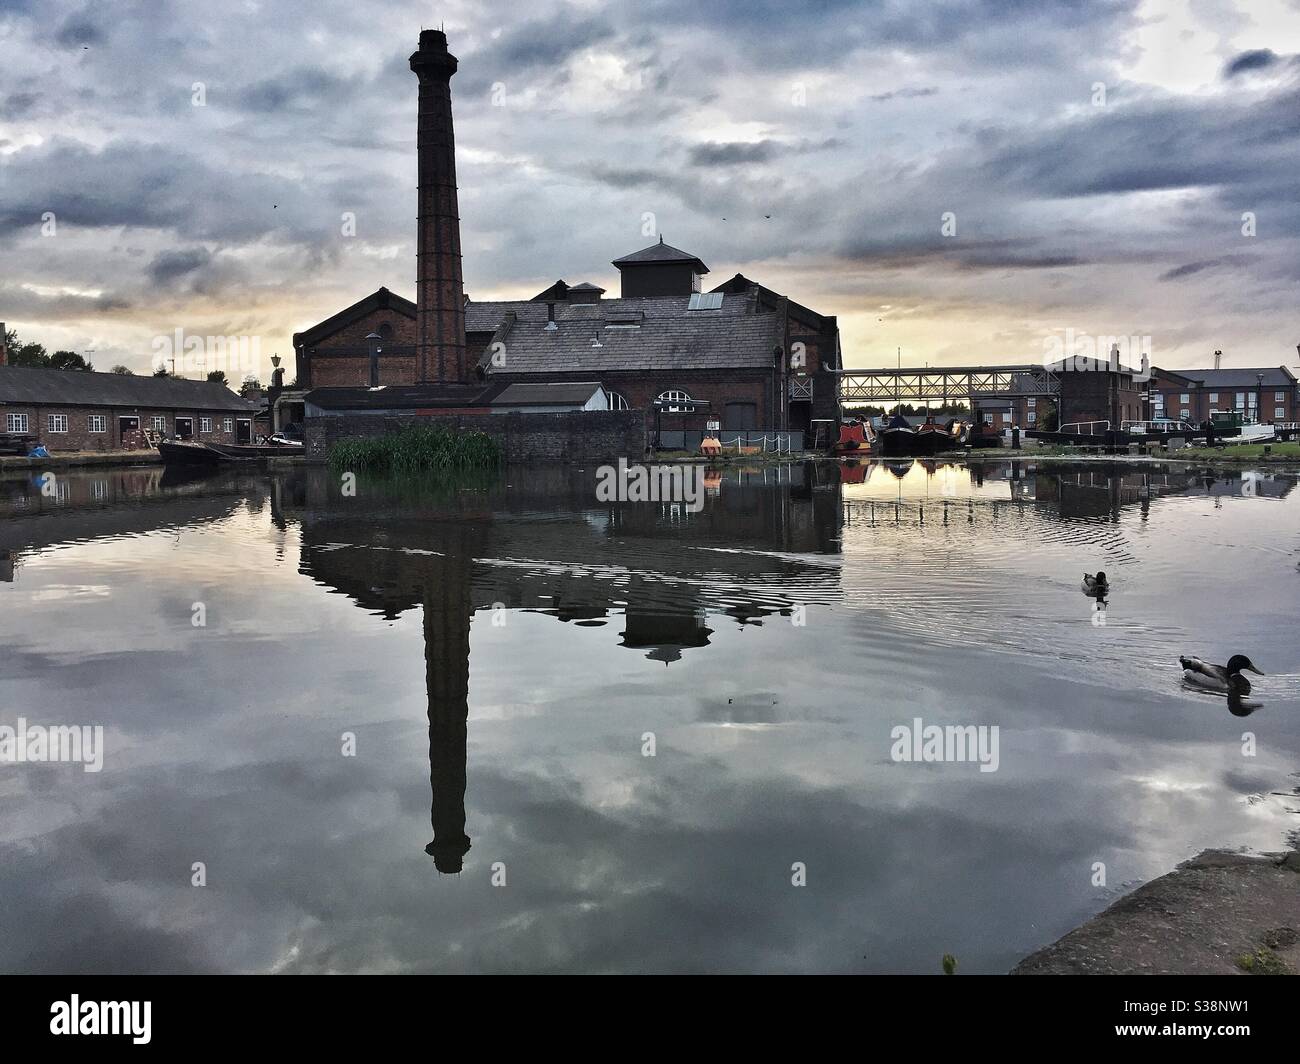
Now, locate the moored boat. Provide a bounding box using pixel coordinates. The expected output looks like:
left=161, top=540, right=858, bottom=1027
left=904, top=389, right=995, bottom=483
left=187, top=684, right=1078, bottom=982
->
left=158, top=439, right=303, bottom=465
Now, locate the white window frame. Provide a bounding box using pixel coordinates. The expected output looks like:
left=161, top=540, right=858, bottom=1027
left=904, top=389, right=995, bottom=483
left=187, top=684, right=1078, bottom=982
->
left=151, top=416, right=166, bottom=432
left=1180, top=408, right=1190, bottom=420
left=199, top=417, right=212, bottom=433
left=1027, top=410, right=1036, bottom=424
left=6, top=412, right=29, bottom=433
left=87, top=414, right=107, bottom=433
left=1236, top=392, right=1246, bottom=408
left=47, top=413, right=68, bottom=433
left=222, top=417, right=233, bottom=433
left=605, top=391, right=630, bottom=411
left=1276, top=407, right=1286, bottom=419
left=1275, top=391, right=1286, bottom=402
left=1208, top=392, right=1218, bottom=403
left=657, top=389, right=693, bottom=413
left=1179, top=393, right=1190, bottom=404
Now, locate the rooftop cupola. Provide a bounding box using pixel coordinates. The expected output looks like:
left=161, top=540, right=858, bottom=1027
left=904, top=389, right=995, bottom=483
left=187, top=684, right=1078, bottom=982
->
left=611, top=236, right=709, bottom=298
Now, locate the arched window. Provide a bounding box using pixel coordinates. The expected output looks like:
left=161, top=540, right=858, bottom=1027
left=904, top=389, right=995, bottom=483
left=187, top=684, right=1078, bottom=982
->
left=377, top=323, right=394, bottom=341
left=605, top=390, right=630, bottom=410
left=657, top=389, right=693, bottom=412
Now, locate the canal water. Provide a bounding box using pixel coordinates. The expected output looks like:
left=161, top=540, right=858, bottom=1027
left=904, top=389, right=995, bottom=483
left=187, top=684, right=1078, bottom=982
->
left=2, top=460, right=1298, bottom=973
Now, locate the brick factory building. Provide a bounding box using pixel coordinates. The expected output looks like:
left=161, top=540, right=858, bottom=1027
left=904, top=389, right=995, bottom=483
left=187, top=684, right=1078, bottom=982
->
left=1146, top=364, right=1299, bottom=424
left=0, top=365, right=256, bottom=452
left=294, top=30, right=841, bottom=448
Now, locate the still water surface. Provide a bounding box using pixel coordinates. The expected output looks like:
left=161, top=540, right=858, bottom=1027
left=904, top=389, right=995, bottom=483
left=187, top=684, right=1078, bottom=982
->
left=2, top=460, right=1298, bottom=973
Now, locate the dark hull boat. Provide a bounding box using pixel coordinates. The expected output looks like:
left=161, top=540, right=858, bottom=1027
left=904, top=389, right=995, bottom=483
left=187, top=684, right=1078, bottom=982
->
left=158, top=440, right=303, bottom=465
left=879, top=415, right=963, bottom=457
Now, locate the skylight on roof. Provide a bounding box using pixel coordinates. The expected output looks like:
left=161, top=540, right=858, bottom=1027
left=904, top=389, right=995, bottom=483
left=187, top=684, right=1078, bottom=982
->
left=688, top=292, right=723, bottom=311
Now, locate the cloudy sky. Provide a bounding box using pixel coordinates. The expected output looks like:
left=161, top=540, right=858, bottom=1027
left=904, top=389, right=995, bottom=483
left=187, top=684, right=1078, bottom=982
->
left=2, top=0, right=1298, bottom=381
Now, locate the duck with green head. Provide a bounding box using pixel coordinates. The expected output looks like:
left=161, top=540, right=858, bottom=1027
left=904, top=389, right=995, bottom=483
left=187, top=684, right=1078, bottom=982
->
left=1180, top=654, right=1264, bottom=692
left=1181, top=655, right=1265, bottom=715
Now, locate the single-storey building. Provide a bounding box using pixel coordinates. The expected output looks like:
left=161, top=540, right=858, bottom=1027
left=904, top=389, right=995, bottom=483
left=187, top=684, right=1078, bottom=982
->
left=0, top=365, right=258, bottom=451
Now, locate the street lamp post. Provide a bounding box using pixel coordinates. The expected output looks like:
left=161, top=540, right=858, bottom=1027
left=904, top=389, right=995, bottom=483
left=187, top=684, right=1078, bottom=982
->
left=1256, top=372, right=1264, bottom=425
left=366, top=332, right=383, bottom=388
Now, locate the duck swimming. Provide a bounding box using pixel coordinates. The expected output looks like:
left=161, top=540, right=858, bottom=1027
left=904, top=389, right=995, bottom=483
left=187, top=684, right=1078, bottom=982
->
left=1179, top=654, right=1264, bottom=693
left=1081, top=572, right=1108, bottom=596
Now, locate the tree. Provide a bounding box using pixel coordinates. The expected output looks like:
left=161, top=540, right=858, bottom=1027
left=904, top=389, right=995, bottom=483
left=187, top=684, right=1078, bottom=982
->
left=153, top=366, right=170, bottom=378
left=4, top=327, right=50, bottom=367
left=206, top=370, right=230, bottom=386
left=239, top=375, right=262, bottom=397
left=49, top=350, right=94, bottom=372
left=110, top=364, right=134, bottom=375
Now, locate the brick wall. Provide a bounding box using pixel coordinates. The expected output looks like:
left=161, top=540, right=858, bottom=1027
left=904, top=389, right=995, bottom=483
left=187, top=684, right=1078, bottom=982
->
left=2, top=405, right=254, bottom=451
left=297, top=305, right=419, bottom=388
left=1150, top=380, right=1298, bottom=423
left=486, top=368, right=775, bottom=428
left=305, top=409, right=647, bottom=464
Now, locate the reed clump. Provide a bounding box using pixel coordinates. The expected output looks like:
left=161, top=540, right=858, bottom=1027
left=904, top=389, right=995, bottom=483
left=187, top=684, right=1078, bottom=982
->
left=328, top=425, right=502, bottom=474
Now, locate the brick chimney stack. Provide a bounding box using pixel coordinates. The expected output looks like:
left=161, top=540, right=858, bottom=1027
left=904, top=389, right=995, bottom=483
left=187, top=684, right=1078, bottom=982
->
left=0, top=322, right=7, bottom=366
left=410, top=30, right=467, bottom=385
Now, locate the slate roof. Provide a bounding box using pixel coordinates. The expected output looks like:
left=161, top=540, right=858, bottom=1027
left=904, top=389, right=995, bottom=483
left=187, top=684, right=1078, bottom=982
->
left=471, top=291, right=781, bottom=375
left=0, top=365, right=255, bottom=411
left=1171, top=366, right=1297, bottom=388
left=612, top=239, right=709, bottom=273
left=304, top=382, right=498, bottom=410
left=490, top=382, right=606, bottom=406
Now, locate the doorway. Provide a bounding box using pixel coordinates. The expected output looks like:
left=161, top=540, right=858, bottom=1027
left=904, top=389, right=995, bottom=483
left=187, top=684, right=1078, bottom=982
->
left=175, top=417, right=193, bottom=440
left=236, top=419, right=252, bottom=444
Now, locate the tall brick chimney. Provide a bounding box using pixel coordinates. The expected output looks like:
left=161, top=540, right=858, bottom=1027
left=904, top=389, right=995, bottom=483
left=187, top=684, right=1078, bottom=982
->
left=0, top=322, right=8, bottom=366
left=410, top=30, right=467, bottom=385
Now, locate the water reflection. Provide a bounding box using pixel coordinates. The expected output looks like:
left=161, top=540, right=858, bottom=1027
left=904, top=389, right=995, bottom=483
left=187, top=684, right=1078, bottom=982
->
left=1, top=459, right=1298, bottom=973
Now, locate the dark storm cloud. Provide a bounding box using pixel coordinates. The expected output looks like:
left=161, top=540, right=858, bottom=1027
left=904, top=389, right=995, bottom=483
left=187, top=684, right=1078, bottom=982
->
left=1224, top=48, right=1279, bottom=77
left=456, top=6, right=619, bottom=93
left=869, top=87, right=939, bottom=102
left=1159, top=255, right=1256, bottom=282
left=237, top=66, right=356, bottom=113
left=53, top=11, right=104, bottom=48
left=147, top=246, right=211, bottom=285
left=1, top=91, right=38, bottom=117
left=686, top=137, right=843, bottom=166
left=689, top=140, right=781, bottom=166
left=977, top=86, right=1300, bottom=203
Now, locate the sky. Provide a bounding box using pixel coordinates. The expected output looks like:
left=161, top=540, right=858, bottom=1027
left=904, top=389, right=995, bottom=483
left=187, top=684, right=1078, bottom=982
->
left=1, top=0, right=1299, bottom=382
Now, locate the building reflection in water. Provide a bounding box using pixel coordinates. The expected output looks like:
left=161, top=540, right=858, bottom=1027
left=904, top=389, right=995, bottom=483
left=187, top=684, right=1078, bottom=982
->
left=285, top=463, right=844, bottom=874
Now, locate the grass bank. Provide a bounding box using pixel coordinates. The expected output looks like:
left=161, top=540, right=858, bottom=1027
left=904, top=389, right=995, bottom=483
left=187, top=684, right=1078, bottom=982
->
left=327, top=425, right=502, bottom=474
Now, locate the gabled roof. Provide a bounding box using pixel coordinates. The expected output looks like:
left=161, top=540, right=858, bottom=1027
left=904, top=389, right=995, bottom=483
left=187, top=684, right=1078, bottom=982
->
left=1169, top=366, right=1296, bottom=388
left=712, top=272, right=835, bottom=334
left=294, top=287, right=415, bottom=348
left=612, top=238, right=708, bottom=274
left=0, top=365, right=255, bottom=412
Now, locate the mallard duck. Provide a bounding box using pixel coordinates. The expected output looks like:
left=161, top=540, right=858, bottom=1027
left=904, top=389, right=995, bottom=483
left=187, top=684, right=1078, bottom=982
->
left=1081, top=572, right=1108, bottom=596
left=1180, top=654, right=1264, bottom=694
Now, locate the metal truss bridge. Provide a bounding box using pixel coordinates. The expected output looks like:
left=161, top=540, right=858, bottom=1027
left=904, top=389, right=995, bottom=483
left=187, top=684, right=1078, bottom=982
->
left=835, top=365, right=1060, bottom=405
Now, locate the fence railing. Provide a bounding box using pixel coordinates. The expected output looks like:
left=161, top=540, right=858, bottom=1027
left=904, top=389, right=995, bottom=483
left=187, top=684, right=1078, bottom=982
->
left=1058, top=420, right=1110, bottom=435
